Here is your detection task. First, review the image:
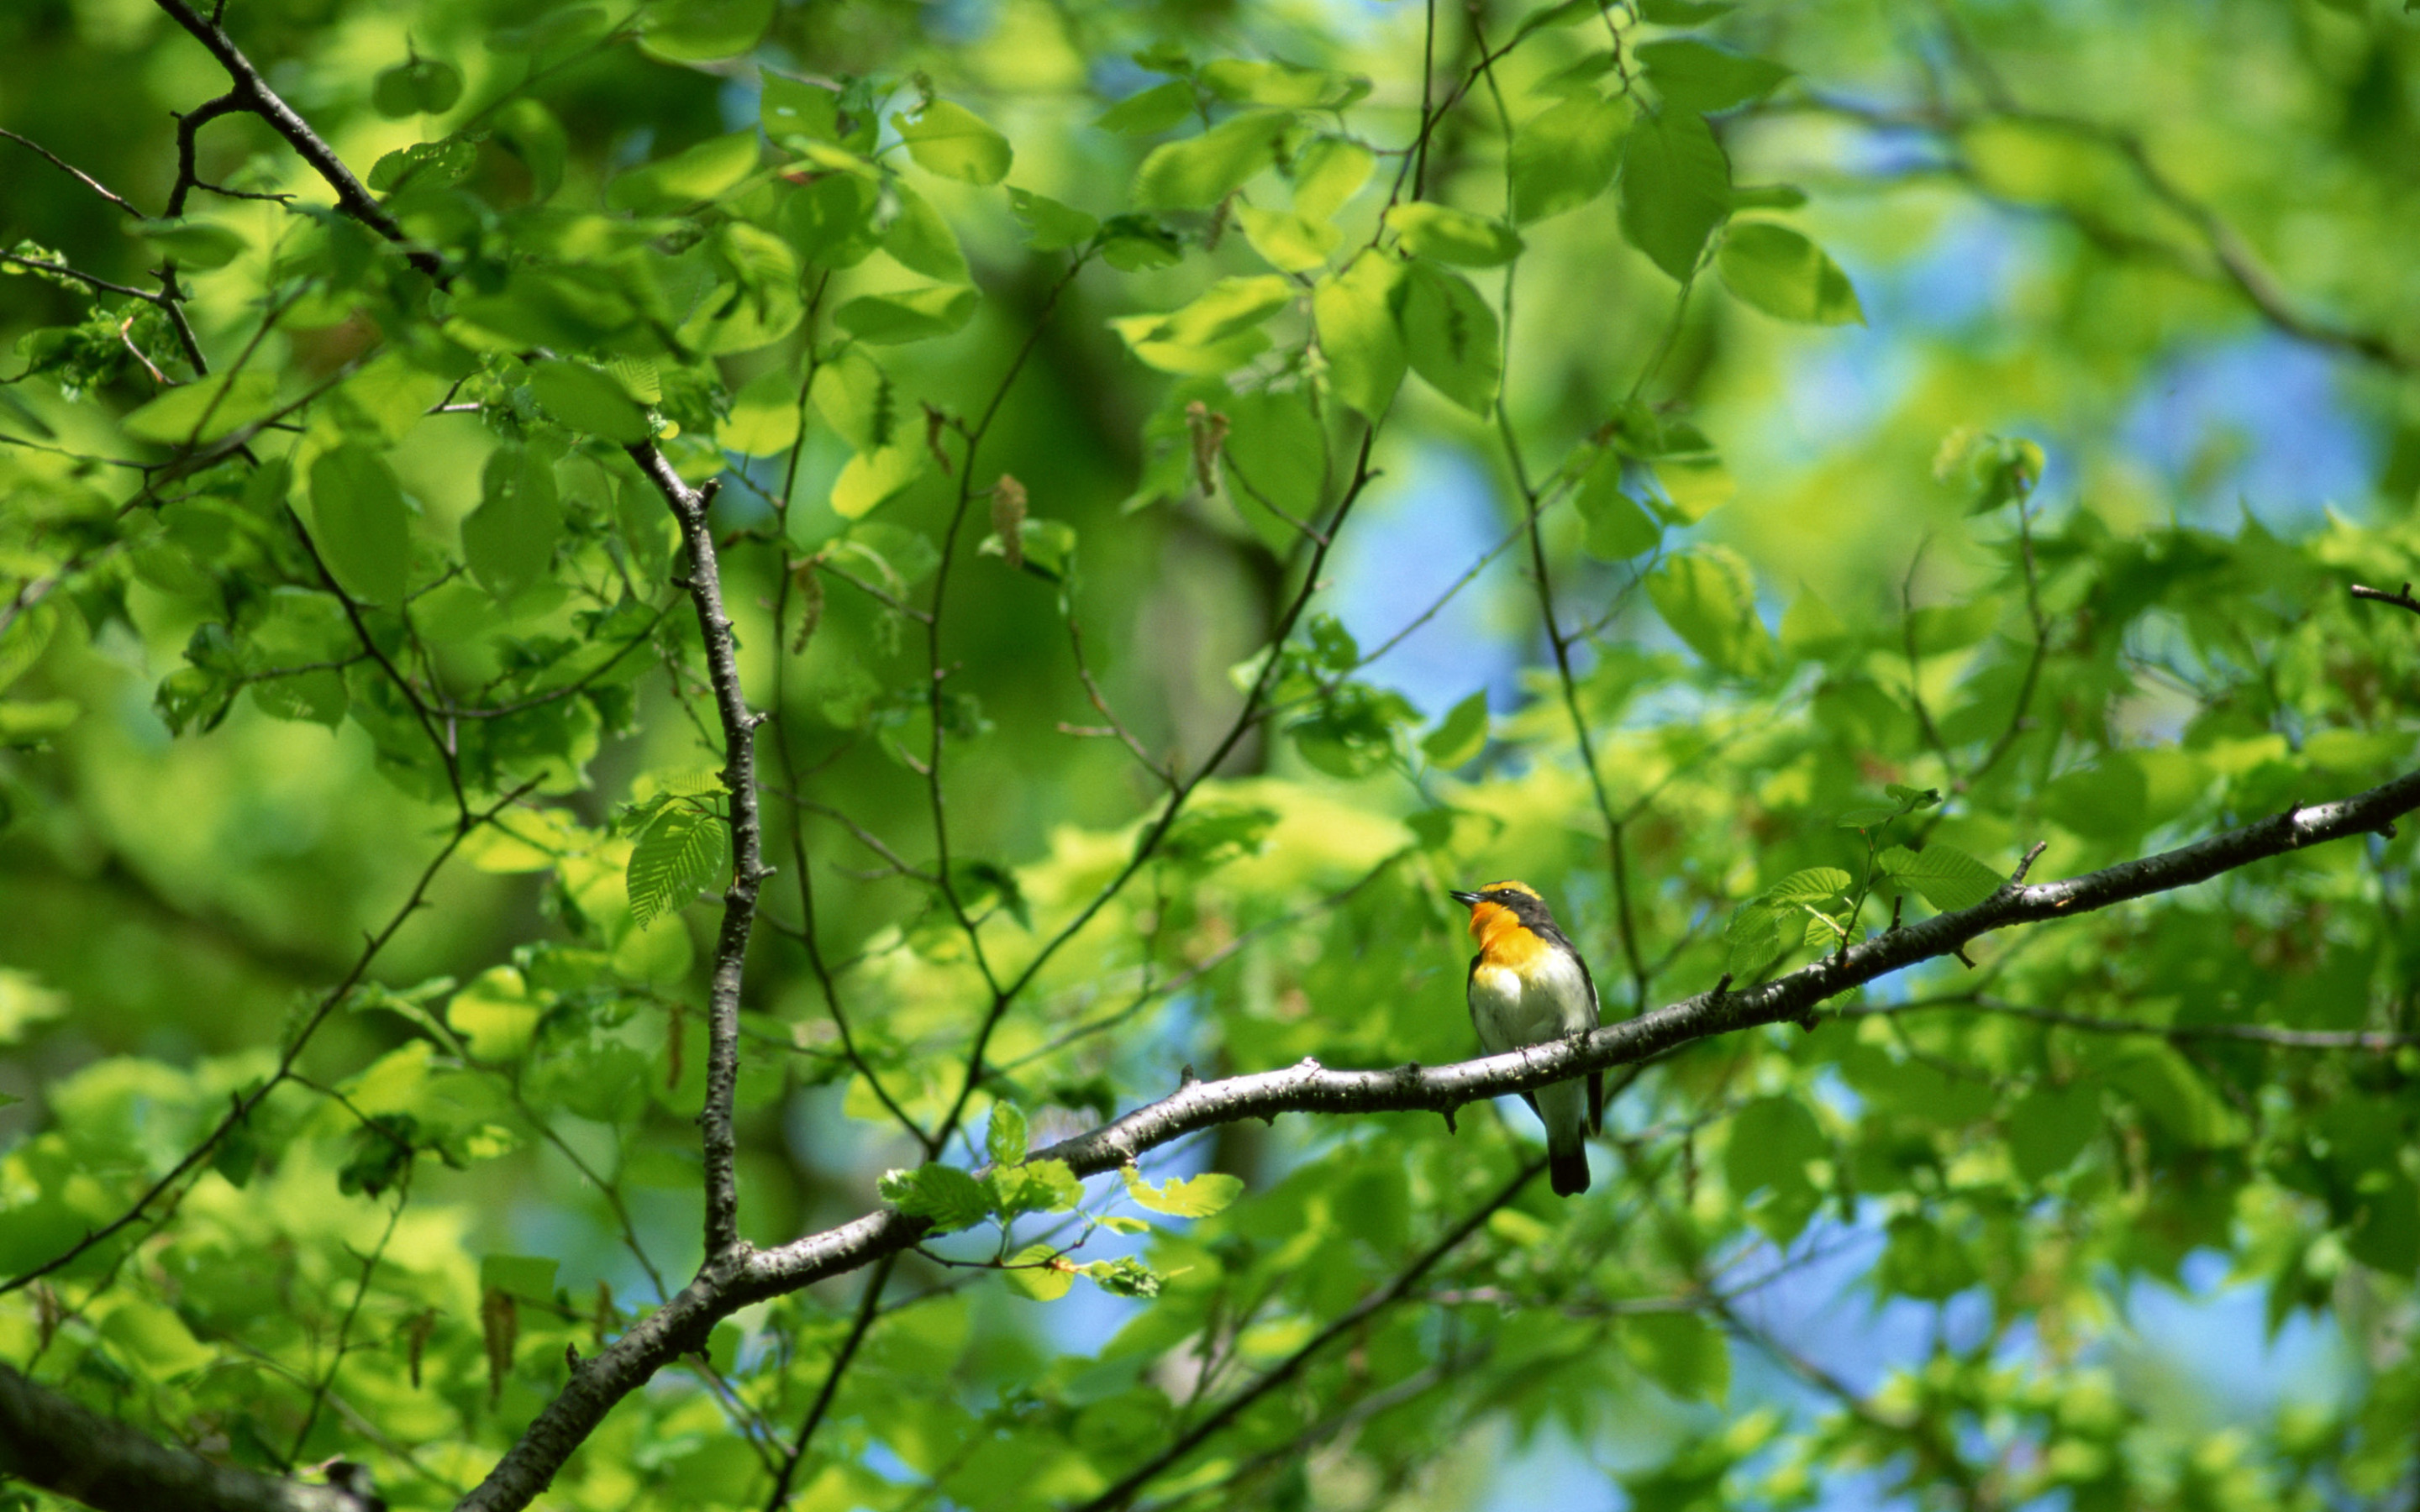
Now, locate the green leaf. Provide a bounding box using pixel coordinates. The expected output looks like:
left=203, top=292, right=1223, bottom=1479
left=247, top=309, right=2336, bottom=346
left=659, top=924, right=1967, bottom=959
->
left=528, top=360, right=650, bottom=443
left=1725, top=1096, right=1825, bottom=1199
left=1877, top=1214, right=1979, bottom=1300
left=367, top=136, right=477, bottom=192
left=1618, top=110, right=1730, bottom=281
left=1765, top=867, right=1851, bottom=902
left=1291, top=136, right=1372, bottom=221
left=1081, top=1256, right=1164, bottom=1299
left=1122, top=1163, right=1244, bottom=1217
left=1110, top=275, right=1293, bottom=375
left=641, top=0, right=772, bottom=61
left=461, top=443, right=562, bottom=601
left=882, top=181, right=969, bottom=282
left=1576, top=454, right=1660, bottom=559
left=1420, top=690, right=1490, bottom=767
left=811, top=345, right=902, bottom=452
left=1200, top=59, right=1370, bottom=108
left=719, top=366, right=802, bottom=455
left=990, top=1158, right=1083, bottom=1218
left=372, top=55, right=464, bottom=118
left=1385, top=202, right=1524, bottom=266
left=486, top=6, right=608, bottom=53
left=878, top=1163, right=993, bottom=1232
left=1002, top=1242, right=1075, bottom=1300
left=892, top=100, right=1013, bottom=186
left=1876, top=843, right=2003, bottom=912
left=986, top=1102, right=1029, bottom=1167
left=626, top=806, right=731, bottom=930
left=449, top=966, right=545, bottom=1060
left=834, top=285, right=979, bottom=344
left=1007, top=188, right=1099, bottom=251
left=1636, top=39, right=1791, bottom=114
left=1097, top=80, right=1197, bottom=135
left=607, top=130, right=760, bottom=213
left=308, top=444, right=411, bottom=605
left=2007, top=1083, right=2100, bottom=1182
left=1509, top=94, right=1628, bottom=223
left=121, top=370, right=279, bottom=445
left=1622, top=1313, right=1728, bottom=1404
left=1397, top=261, right=1501, bottom=415
left=1646, top=547, right=1769, bottom=674
left=1313, top=252, right=1407, bottom=419
left=0, top=698, right=78, bottom=743
left=760, top=75, right=840, bottom=142
left=132, top=217, right=249, bottom=270
left=1717, top=223, right=1863, bottom=325
left=1159, top=803, right=1279, bottom=870
left=1133, top=110, right=1296, bottom=209
left=830, top=445, right=924, bottom=518
left=1648, top=451, right=1733, bottom=524
left=1236, top=205, right=1339, bottom=272
left=480, top=1253, right=560, bottom=1299
left=781, top=172, right=881, bottom=269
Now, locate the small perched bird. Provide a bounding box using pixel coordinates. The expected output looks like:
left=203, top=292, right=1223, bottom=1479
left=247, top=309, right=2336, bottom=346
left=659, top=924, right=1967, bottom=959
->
left=1450, top=880, right=1604, bottom=1196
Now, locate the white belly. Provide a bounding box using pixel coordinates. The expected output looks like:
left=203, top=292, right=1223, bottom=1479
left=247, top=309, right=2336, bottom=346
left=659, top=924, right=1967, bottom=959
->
left=1468, top=951, right=1597, bottom=1053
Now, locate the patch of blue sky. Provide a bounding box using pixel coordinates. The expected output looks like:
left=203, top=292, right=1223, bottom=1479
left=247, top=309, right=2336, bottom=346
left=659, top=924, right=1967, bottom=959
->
left=1323, top=444, right=1527, bottom=719
left=2115, top=1247, right=2357, bottom=1425
left=2118, top=332, right=2376, bottom=529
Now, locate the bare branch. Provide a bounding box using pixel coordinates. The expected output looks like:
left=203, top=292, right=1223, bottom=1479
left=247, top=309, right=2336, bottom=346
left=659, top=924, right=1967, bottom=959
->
left=2, top=1365, right=374, bottom=1512
left=0, top=127, right=144, bottom=215
left=629, top=447, right=768, bottom=1261
left=148, top=0, right=443, bottom=279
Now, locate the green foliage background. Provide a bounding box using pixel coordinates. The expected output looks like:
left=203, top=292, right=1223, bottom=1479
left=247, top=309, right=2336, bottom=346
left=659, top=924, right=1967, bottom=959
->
left=3, top=0, right=2420, bottom=1508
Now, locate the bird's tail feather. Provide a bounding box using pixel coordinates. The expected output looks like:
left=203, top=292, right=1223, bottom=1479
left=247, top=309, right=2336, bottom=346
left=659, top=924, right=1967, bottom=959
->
left=1548, top=1140, right=1590, bottom=1197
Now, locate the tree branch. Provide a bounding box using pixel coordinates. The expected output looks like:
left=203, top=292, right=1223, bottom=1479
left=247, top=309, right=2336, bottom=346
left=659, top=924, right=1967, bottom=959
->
left=454, top=756, right=2420, bottom=1511
left=629, top=445, right=767, bottom=1262
left=148, top=0, right=443, bottom=279
left=0, top=1364, right=373, bottom=1512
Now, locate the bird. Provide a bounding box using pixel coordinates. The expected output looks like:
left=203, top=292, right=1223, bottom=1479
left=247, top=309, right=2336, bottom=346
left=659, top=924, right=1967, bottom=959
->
left=1449, top=880, right=1603, bottom=1196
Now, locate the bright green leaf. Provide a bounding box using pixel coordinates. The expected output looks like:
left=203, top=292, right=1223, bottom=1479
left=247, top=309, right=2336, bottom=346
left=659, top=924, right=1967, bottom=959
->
left=1618, top=110, right=1730, bottom=281
left=892, top=100, right=1013, bottom=186
left=1718, top=222, right=1863, bottom=325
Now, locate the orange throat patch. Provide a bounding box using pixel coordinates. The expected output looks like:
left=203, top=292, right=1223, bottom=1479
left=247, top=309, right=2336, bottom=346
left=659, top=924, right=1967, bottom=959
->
left=1467, top=903, right=1552, bottom=971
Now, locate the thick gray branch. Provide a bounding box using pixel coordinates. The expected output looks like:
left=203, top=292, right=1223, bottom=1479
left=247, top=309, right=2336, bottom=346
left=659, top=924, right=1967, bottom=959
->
left=629, top=445, right=765, bottom=1262
left=0, top=1364, right=371, bottom=1512
left=453, top=763, right=2420, bottom=1512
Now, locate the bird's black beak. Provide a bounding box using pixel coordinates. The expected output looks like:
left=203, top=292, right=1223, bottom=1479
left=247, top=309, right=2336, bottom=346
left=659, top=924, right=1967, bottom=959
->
left=1447, top=890, right=1482, bottom=906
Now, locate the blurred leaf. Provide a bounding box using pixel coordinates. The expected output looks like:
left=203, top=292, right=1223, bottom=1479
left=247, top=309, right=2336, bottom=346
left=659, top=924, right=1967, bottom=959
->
left=893, top=100, right=1013, bottom=185
left=308, top=444, right=410, bottom=605
left=1420, top=690, right=1491, bottom=767
left=1618, top=110, right=1730, bottom=281
left=1122, top=1164, right=1244, bottom=1216
left=1313, top=252, right=1407, bottom=419
left=1386, top=203, right=1524, bottom=266
left=641, top=0, right=771, bottom=61
left=1636, top=39, right=1791, bottom=113
left=1133, top=110, right=1295, bottom=209
left=372, top=55, right=463, bottom=118
left=1509, top=95, right=1628, bottom=223
left=1717, top=222, right=1863, bottom=325
left=1097, top=80, right=1197, bottom=136
left=1397, top=260, right=1500, bottom=414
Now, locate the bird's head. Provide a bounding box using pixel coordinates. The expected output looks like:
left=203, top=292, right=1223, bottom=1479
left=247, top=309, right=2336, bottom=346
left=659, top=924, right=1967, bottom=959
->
left=1448, top=879, right=1549, bottom=942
